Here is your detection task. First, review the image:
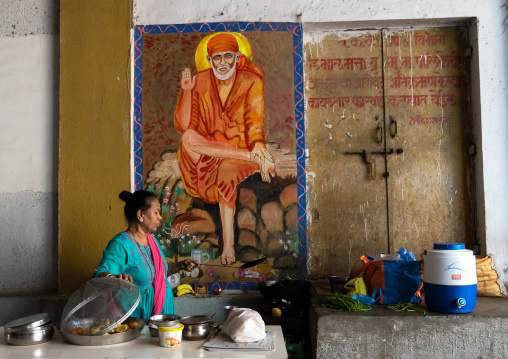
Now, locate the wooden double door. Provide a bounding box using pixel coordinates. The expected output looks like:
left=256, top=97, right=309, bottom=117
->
left=305, top=27, right=475, bottom=276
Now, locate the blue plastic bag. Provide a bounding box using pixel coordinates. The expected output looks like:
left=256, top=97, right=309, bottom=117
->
left=352, top=287, right=382, bottom=305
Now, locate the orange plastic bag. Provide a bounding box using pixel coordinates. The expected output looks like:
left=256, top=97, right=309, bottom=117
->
left=349, top=256, right=423, bottom=304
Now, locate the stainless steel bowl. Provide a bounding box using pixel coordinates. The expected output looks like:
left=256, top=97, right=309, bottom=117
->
left=148, top=325, right=159, bottom=337
left=4, top=322, right=54, bottom=346
left=150, top=314, right=181, bottom=327
left=179, top=315, right=218, bottom=341
left=181, top=322, right=213, bottom=341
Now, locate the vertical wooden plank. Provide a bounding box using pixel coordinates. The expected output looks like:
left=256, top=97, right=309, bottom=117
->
left=305, top=30, right=387, bottom=276
left=383, top=27, right=475, bottom=257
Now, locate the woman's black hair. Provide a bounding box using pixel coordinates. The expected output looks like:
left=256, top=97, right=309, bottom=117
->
left=119, top=190, right=158, bottom=223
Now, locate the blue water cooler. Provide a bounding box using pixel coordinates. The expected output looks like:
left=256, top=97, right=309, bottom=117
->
left=423, top=243, right=477, bottom=313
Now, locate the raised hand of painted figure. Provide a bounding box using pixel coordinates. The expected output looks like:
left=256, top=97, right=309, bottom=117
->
left=181, top=68, right=195, bottom=91
left=175, top=68, right=195, bottom=132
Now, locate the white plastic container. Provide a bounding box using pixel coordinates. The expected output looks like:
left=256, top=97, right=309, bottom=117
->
left=423, top=243, right=477, bottom=313
left=158, top=323, right=184, bottom=347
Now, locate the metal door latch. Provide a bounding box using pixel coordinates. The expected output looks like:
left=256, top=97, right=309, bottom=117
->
left=344, top=149, right=403, bottom=180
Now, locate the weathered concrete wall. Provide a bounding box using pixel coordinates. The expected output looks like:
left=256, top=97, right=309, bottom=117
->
left=1, top=0, right=507, bottom=297
left=174, top=292, right=265, bottom=324
left=134, top=0, right=508, bottom=291
left=0, top=0, right=59, bottom=294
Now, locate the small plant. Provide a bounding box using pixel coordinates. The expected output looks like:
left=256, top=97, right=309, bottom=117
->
left=146, top=182, right=191, bottom=262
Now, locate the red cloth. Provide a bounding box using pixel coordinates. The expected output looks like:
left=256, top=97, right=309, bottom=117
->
left=147, top=233, right=165, bottom=317
left=236, top=54, right=261, bottom=76
left=207, top=33, right=239, bottom=55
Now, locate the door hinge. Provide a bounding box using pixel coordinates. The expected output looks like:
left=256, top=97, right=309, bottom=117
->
left=468, top=144, right=476, bottom=156
left=464, top=46, right=473, bottom=59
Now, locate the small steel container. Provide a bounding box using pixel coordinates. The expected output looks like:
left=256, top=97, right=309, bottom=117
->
left=181, top=322, right=212, bottom=341
left=149, top=314, right=181, bottom=337
left=179, top=315, right=215, bottom=341
left=4, top=313, right=54, bottom=346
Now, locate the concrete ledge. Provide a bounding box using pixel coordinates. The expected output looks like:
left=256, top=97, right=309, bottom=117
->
left=311, top=296, right=508, bottom=359
left=175, top=291, right=264, bottom=323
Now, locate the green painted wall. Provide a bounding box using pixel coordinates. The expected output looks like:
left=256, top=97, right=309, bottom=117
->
left=59, top=0, right=132, bottom=294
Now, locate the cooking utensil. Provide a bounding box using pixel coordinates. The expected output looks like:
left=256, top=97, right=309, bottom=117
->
left=181, top=322, right=211, bottom=341
left=4, top=313, right=51, bottom=332
left=179, top=315, right=214, bottom=325
left=4, top=316, right=54, bottom=346
left=150, top=314, right=181, bottom=327
left=179, top=315, right=216, bottom=341
left=149, top=314, right=181, bottom=337
left=240, top=257, right=267, bottom=269
left=60, top=277, right=141, bottom=341
left=181, top=321, right=218, bottom=341
left=57, top=317, right=145, bottom=346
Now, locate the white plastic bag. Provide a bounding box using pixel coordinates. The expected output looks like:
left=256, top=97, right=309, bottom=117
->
left=221, top=308, right=266, bottom=343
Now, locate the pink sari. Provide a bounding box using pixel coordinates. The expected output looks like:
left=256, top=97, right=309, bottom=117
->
left=147, top=233, right=166, bottom=317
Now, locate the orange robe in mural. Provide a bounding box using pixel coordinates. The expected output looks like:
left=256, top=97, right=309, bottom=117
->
left=175, top=68, right=265, bottom=204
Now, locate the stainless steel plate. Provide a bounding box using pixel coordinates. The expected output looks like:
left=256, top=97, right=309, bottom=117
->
left=179, top=315, right=213, bottom=325
left=150, top=314, right=181, bottom=327
left=58, top=317, right=145, bottom=346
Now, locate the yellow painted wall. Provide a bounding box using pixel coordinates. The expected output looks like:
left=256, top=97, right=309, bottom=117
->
left=59, top=0, right=132, bottom=294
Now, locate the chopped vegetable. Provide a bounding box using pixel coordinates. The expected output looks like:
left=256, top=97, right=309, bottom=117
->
left=315, top=293, right=371, bottom=311
left=386, top=302, right=427, bottom=314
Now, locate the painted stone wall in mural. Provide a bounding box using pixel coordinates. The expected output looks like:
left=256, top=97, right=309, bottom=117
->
left=135, top=24, right=304, bottom=290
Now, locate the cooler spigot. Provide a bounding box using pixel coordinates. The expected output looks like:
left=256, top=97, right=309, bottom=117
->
left=455, top=298, right=466, bottom=308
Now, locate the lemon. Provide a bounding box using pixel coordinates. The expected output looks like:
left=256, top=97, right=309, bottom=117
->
left=272, top=308, right=282, bottom=317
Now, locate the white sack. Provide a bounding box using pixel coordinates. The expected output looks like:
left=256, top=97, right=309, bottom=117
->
left=221, top=308, right=266, bottom=343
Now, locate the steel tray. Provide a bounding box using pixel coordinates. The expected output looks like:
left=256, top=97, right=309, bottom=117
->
left=58, top=317, right=145, bottom=346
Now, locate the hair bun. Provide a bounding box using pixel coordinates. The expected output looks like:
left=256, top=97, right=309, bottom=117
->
left=119, top=190, right=133, bottom=202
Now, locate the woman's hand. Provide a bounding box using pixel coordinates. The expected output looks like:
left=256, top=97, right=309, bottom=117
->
left=180, top=259, right=200, bottom=272
left=115, top=273, right=133, bottom=282
left=102, top=272, right=133, bottom=283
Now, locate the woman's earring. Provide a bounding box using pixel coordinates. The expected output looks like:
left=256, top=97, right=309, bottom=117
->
left=140, top=218, right=143, bottom=222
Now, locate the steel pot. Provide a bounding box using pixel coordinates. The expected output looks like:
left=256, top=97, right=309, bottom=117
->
left=4, top=322, right=54, bottom=346
left=179, top=315, right=215, bottom=341
left=4, top=313, right=54, bottom=346
left=181, top=322, right=215, bottom=341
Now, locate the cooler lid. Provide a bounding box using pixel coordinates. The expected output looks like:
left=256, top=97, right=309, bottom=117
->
left=433, top=243, right=465, bottom=250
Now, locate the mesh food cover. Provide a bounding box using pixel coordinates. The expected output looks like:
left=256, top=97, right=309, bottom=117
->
left=60, top=277, right=141, bottom=336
